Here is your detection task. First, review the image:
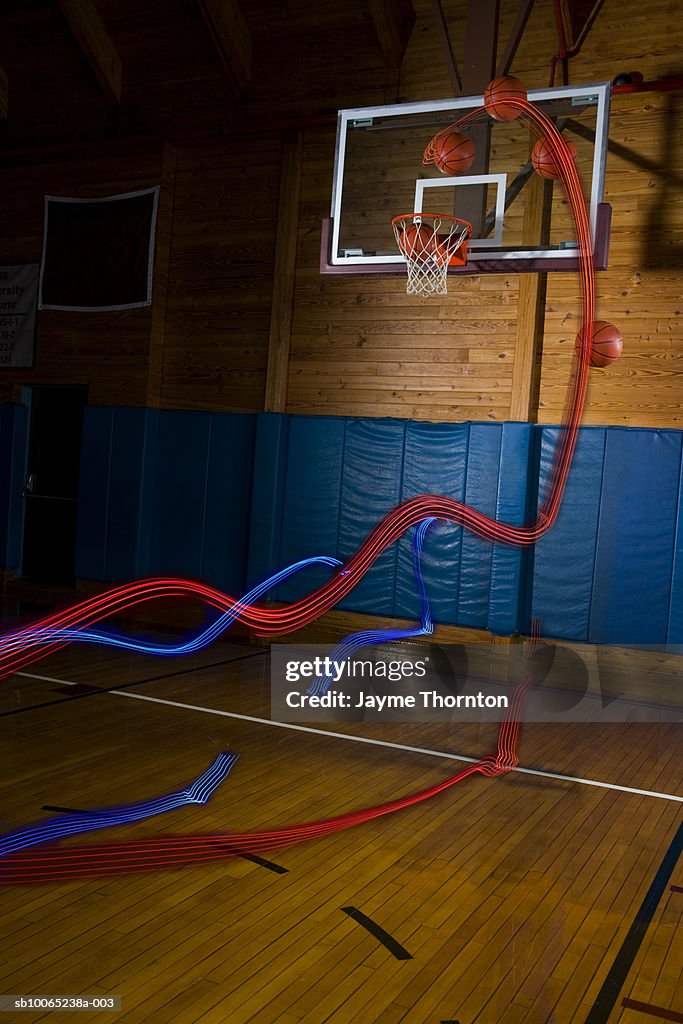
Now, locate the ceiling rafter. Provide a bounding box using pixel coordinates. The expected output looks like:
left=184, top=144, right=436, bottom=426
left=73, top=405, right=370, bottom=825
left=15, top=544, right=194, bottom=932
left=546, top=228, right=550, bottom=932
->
left=368, top=0, right=416, bottom=69
left=431, top=0, right=462, bottom=94
left=497, top=0, right=536, bottom=77
left=196, top=0, right=252, bottom=93
left=56, top=0, right=122, bottom=106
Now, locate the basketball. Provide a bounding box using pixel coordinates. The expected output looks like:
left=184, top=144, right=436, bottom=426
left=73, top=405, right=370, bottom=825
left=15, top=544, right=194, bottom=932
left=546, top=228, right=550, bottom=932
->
left=483, top=76, right=527, bottom=121
left=432, top=131, right=475, bottom=175
left=399, top=223, right=435, bottom=257
left=531, top=138, right=578, bottom=180
left=575, top=321, right=623, bottom=367
left=431, top=232, right=451, bottom=262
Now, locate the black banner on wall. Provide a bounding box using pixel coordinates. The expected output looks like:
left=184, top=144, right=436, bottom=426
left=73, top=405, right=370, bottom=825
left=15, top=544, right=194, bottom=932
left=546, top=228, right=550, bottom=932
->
left=38, top=187, right=159, bottom=312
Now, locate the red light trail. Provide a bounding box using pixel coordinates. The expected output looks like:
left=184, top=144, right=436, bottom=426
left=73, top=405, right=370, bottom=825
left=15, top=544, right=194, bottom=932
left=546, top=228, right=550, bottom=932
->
left=0, top=95, right=599, bottom=883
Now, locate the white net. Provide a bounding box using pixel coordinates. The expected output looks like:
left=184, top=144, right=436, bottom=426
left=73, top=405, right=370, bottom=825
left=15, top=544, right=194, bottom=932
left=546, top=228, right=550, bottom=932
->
left=391, top=214, right=471, bottom=297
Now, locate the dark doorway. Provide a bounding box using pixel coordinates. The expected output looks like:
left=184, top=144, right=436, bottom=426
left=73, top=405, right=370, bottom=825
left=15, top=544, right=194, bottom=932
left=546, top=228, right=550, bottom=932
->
left=21, top=385, right=88, bottom=584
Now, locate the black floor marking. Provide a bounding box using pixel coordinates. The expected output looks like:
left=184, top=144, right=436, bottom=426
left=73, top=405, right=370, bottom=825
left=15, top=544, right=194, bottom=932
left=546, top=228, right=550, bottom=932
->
left=51, top=683, right=101, bottom=695
left=33, top=814, right=288, bottom=874
left=1, top=649, right=267, bottom=718
left=233, top=852, right=288, bottom=874
left=209, top=840, right=288, bottom=874
left=621, top=998, right=683, bottom=1021
left=41, top=805, right=93, bottom=815
left=341, top=906, right=412, bottom=960
left=583, top=818, right=683, bottom=1024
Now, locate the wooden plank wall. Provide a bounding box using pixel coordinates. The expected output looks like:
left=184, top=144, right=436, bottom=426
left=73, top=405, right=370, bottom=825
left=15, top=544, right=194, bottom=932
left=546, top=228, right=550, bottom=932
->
left=287, top=0, right=683, bottom=427
left=157, top=136, right=281, bottom=413
left=0, top=0, right=679, bottom=425
left=0, top=142, right=164, bottom=406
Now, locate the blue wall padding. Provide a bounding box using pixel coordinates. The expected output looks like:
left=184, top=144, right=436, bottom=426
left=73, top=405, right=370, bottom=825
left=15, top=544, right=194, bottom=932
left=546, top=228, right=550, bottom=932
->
left=76, top=406, right=114, bottom=579
left=202, top=414, right=255, bottom=593
left=667, top=464, right=683, bottom=644
left=247, top=413, right=289, bottom=588
left=247, top=417, right=532, bottom=629
left=148, top=411, right=256, bottom=593
left=0, top=404, right=28, bottom=572
left=135, top=408, right=160, bottom=577
left=106, top=408, right=155, bottom=580
left=76, top=407, right=157, bottom=582
left=77, top=407, right=255, bottom=594
left=530, top=426, right=606, bottom=641
left=456, top=424, right=502, bottom=629
left=488, top=423, right=535, bottom=635
left=276, top=415, right=346, bottom=603
left=149, top=412, right=213, bottom=578
left=337, top=419, right=406, bottom=615
left=394, top=422, right=469, bottom=624
left=72, top=406, right=683, bottom=644
left=588, top=429, right=682, bottom=644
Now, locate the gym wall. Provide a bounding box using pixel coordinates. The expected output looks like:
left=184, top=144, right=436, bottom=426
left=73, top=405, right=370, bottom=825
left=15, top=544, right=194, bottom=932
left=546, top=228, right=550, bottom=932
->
left=0, top=0, right=679, bottom=428
left=0, top=406, right=668, bottom=645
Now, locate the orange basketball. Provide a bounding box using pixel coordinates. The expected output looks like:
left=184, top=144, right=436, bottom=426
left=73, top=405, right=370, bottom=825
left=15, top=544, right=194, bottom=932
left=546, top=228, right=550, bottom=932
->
left=433, top=231, right=468, bottom=265
left=531, top=138, right=577, bottom=180
left=432, top=131, right=475, bottom=175
left=431, top=232, right=451, bottom=262
left=399, top=223, right=434, bottom=257
left=483, top=76, right=527, bottom=121
left=575, top=321, right=623, bottom=367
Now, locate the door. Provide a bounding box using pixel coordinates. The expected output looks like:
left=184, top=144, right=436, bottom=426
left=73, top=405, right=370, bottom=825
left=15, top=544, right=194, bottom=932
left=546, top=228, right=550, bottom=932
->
left=21, top=385, right=88, bottom=584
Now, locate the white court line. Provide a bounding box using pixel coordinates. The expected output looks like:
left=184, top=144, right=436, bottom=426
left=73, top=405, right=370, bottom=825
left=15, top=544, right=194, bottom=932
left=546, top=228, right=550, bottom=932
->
left=107, top=688, right=683, bottom=804
left=16, top=671, right=77, bottom=686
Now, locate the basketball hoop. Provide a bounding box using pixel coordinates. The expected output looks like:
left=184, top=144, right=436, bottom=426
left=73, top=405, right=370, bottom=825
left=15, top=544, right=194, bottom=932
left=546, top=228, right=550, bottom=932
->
left=391, top=213, right=472, bottom=297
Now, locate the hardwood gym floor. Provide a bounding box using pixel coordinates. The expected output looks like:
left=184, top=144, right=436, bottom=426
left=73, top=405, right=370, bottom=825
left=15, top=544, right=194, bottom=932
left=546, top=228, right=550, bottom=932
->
left=1, top=638, right=681, bottom=1023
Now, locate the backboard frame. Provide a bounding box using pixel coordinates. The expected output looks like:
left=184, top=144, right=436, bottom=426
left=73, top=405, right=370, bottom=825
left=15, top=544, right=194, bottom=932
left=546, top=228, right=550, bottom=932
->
left=322, top=81, right=612, bottom=276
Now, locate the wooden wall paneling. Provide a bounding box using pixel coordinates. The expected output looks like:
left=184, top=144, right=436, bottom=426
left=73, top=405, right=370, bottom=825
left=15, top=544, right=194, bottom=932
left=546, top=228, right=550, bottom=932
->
left=95, top=0, right=239, bottom=137
left=396, top=0, right=683, bottom=430
left=0, top=0, right=239, bottom=145
left=497, top=0, right=537, bottom=76
left=0, top=142, right=165, bottom=406
left=431, top=0, right=463, bottom=94
left=0, top=2, right=111, bottom=147
left=509, top=150, right=552, bottom=421
left=147, top=143, right=177, bottom=407
left=289, top=121, right=518, bottom=423
left=242, top=0, right=403, bottom=120
left=459, top=0, right=500, bottom=235
left=367, top=0, right=417, bottom=69
left=56, top=0, right=122, bottom=106
left=265, top=130, right=303, bottom=412
left=160, top=136, right=280, bottom=412
left=537, top=87, right=683, bottom=427
left=0, top=0, right=679, bottom=428
left=197, top=0, right=252, bottom=93
left=462, top=0, right=500, bottom=91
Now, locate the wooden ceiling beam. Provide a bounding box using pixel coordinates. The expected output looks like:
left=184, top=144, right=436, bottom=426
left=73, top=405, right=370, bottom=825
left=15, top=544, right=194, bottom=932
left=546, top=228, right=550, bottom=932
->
left=497, top=0, right=536, bottom=77
left=56, top=0, right=122, bottom=106
left=0, top=65, right=8, bottom=118
left=197, top=0, right=252, bottom=92
left=368, top=0, right=416, bottom=69
left=431, top=0, right=462, bottom=94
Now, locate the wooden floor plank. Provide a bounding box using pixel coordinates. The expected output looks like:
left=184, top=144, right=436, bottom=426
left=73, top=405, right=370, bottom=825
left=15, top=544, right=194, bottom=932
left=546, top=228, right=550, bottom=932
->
left=1, top=640, right=681, bottom=1024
